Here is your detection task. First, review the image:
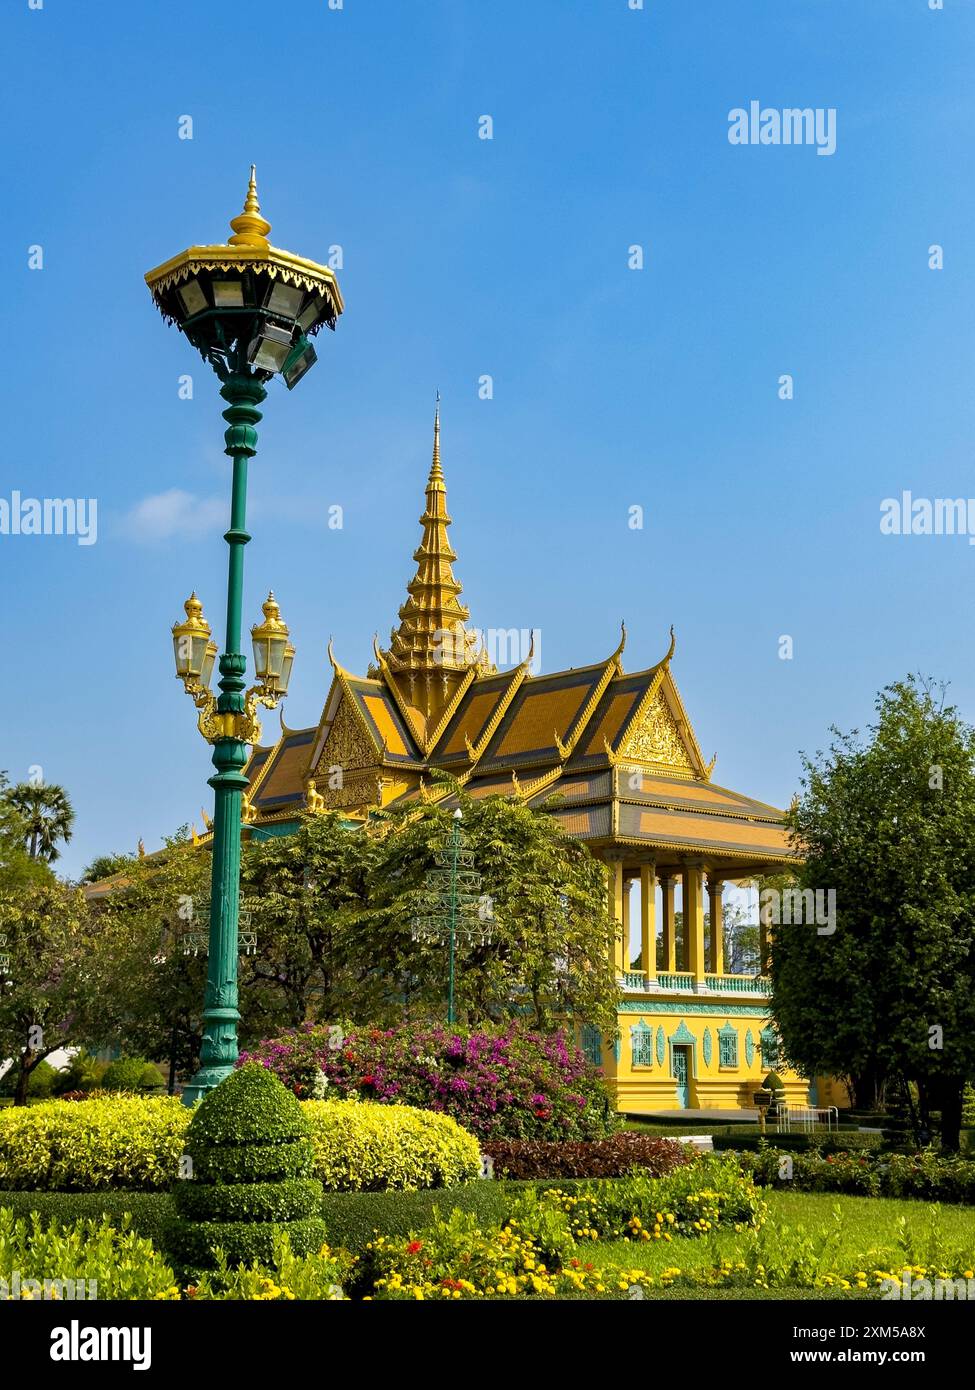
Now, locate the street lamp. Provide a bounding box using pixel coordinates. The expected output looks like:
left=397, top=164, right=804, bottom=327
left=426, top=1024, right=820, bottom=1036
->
left=411, top=810, right=495, bottom=1024
left=147, top=167, right=343, bottom=1103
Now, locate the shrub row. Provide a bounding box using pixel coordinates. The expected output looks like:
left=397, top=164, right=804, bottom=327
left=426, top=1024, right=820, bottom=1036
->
left=304, top=1098, right=480, bottom=1191
left=0, top=1093, right=480, bottom=1194
left=739, top=1147, right=975, bottom=1201
left=0, top=1096, right=187, bottom=1191
left=482, top=1132, right=693, bottom=1180
left=712, top=1131, right=883, bottom=1154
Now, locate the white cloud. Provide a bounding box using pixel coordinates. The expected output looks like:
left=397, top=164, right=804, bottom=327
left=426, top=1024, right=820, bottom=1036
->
left=121, top=489, right=226, bottom=544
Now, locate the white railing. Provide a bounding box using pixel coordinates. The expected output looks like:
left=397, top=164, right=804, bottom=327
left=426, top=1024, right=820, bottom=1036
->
left=776, top=1105, right=839, bottom=1133
left=617, top=972, right=770, bottom=996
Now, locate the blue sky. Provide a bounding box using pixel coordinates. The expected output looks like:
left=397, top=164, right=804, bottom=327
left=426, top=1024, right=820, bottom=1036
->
left=2, top=0, right=973, bottom=878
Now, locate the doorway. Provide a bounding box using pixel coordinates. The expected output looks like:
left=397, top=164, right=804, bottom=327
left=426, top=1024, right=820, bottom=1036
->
left=672, top=1044, right=692, bottom=1108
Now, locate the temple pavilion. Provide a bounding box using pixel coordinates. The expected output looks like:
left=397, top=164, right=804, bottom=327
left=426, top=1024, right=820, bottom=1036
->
left=233, top=407, right=832, bottom=1115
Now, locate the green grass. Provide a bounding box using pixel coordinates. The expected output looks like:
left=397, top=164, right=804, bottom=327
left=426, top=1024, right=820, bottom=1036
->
left=620, top=1112, right=751, bottom=1134
left=5, top=1185, right=975, bottom=1301
left=585, top=1190, right=975, bottom=1281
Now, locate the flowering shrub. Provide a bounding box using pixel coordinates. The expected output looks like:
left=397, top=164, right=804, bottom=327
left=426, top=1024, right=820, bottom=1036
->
left=540, top=1154, right=766, bottom=1242
left=240, top=1023, right=614, bottom=1141
left=0, top=1096, right=189, bottom=1192
left=482, top=1133, right=692, bottom=1181
left=303, top=1099, right=480, bottom=1191
left=361, top=1207, right=603, bottom=1300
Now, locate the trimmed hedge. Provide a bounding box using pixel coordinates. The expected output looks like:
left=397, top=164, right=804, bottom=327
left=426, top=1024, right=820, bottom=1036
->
left=712, top=1130, right=883, bottom=1154
left=303, top=1099, right=480, bottom=1191
left=482, top=1133, right=693, bottom=1180
left=0, top=1180, right=590, bottom=1258
left=0, top=1096, right=188, bottom=1191
left=738, top=1147, right=975, bottom=1201
left=0, top=1191, right=175, bottom=1248
left=0, top=1092, right=480, bottom=1195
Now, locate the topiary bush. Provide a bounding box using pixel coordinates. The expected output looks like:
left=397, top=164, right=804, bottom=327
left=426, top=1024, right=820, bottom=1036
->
left=303, top=1098, right=480, bottom=1191
left=240, top=1022, right=614, bottom=1141
left=168, top=1064, right=327, bottom=1271
left=0, top=1096, right=189, bottom=1191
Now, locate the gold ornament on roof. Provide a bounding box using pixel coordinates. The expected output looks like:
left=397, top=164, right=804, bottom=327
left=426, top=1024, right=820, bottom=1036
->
left=228, top=165, right=272, bottom=248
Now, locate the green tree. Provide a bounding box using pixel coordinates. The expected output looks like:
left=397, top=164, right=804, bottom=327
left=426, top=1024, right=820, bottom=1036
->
left=721, top=898, right=761, bottom=975
left=371, top=791, right=619, bottom=1035
left=80, top=851, right=137, bottom=884
left=241, top=813, right=382, bottom=1027
left=0, top=877, right=105, bottom=1104
left=772, top=677, right=975, bottom=1149
left=90, top=841, right=215, bottom=1086
left=3, top=781, right=75, bottom=863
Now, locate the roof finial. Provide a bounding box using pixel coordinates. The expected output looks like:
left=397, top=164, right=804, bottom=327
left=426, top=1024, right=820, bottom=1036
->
left=430, top=390, right=443, bottom=483
left=228, top=164, right=272, bottom=249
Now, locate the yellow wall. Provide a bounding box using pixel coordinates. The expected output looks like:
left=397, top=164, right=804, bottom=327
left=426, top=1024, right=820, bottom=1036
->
left=592, top=1009, right=813, bottom=1114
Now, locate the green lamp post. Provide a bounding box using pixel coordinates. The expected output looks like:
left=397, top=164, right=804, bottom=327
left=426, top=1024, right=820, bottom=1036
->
left=146, top=168, right=343, bottom=1104
left=411, top=810, right=495, bottom=1024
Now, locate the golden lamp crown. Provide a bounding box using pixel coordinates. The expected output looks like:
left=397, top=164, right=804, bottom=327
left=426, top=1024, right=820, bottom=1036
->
left=171, top=590, right=295, bottom=745
left=144, top=167, right=343, bottom=387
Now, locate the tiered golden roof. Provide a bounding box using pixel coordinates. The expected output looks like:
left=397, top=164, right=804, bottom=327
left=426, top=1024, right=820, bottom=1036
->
left=239, top=406, right=795, bottom=875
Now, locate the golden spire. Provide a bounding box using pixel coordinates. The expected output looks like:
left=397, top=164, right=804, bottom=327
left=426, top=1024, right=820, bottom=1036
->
left=382, top=400, right=494, bottom=722
left=430, top=390, right=443, bottom=483
left=228, top=164, right=272, bottom=249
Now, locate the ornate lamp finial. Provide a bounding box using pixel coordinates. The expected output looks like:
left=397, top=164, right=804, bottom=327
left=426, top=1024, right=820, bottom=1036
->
left=228, top=164, right=272, bottom=249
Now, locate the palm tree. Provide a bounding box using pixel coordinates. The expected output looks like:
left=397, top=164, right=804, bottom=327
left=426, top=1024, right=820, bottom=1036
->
left=4, top=782, right=75, bottom=863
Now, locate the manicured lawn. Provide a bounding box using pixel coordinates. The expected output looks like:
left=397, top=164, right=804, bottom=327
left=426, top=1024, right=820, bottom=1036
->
left=586, top=1190, right=975, bottom=1280
left=623, top=1120, right=738, bottom=1137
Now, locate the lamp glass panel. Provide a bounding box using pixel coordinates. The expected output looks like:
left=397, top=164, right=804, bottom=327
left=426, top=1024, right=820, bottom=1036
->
left=263, top=632, right=287, bottom=681
left=213, top=280, right=245, bottom=308
left=278, top=646, right=295, bottom=695
left=297, top=295, right=324, bottom=332
left=283, top=341, right=317, bottom=391
left=265, top=281, right=304, bottom=320
left=252, top=636, right=269, bottom=680
left=173, top=633, right=191, bottom=678
left=201, top=642, right=217, bottom=689
left=248, top=324, right=293, bottom=373
left=190, top=632, right=210, bottom=680
left=254, top=339, right=291, bottom=372
left=176, top=277, right=208, bottom=317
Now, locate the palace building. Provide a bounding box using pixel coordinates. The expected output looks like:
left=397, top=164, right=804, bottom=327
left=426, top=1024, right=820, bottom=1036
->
left=237, top=407, right=831, bottom=1115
